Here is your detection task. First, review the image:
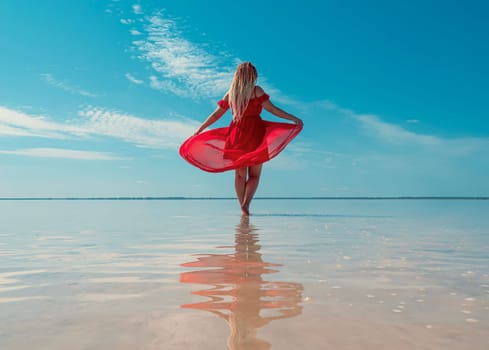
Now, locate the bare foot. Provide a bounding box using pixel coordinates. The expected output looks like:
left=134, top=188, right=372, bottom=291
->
left=241, top=204, right=250, bottom=216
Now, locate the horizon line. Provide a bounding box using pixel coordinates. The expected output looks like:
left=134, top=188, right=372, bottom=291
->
left=0, top=196, right=488, bottom=201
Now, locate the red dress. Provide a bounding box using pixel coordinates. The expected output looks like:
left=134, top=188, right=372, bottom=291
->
left=179, top=93, right=302, bottom=172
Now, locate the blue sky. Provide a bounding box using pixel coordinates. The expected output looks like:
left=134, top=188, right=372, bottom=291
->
left=1, top=0, right=488, bottom=197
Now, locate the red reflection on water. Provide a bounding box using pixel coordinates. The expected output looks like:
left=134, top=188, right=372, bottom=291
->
left=180, top=216, right=303, bottom=349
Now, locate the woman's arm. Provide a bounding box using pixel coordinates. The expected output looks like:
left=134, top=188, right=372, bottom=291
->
left=263, top=100, right=303, bottom=126
left=194, top=95, right=229, bottom=135
left=257, top=86, right=303, bottom=126
left=193, top=106, right=227, bottom=135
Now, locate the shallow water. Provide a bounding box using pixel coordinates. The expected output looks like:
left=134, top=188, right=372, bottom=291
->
left=0, top=199, right=488, bottom=349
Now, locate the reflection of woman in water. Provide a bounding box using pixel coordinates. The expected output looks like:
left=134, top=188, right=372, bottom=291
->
left=180, top=216, right=303, bottom=350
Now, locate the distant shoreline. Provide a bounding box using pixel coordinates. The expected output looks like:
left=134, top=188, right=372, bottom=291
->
left=0, top=196, right=488, bottom=201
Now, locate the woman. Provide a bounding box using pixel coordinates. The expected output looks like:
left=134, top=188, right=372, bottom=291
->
left=180, top=62, right=303, bottom=215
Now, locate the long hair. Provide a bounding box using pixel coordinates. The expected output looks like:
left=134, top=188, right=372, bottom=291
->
left=228, top=62, right=258, bottom=121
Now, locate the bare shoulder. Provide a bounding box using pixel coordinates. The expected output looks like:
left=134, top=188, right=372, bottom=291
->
left=222, top=92, right=229, bottom=101
left=255, top=85, right=266, bottom=97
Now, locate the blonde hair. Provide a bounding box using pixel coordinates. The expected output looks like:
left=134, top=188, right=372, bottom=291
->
left=228, top=62, right=258, bottom=121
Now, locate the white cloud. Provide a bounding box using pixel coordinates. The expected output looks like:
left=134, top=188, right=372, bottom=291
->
left=132, top=4, right=143, bottom=15
left=0, top=123, right=43, bottom=137
left=0, top=148, right=126, bottom=160
left=125, top=73, right=144, bottom=84
left=267, top=152, right=307, bottom=170
left=0, top=106, right=199, bottom=149
left=407, top=119, right=420, bottom=124
left=353, top=114, right=489, bottom=155
left=0, top=106, right=85, bottom=139
left=354, top=114, right=442, bottom=146
left=317, top=101, right=489, bottom=156
left=78, top=107, right=198, bottom=148
left=41, top=73, right=97, bottom=97
left=444, top=137, right=489, bottom=155
left=131, top=14, right=234, bottom=98
left=118, top=8, right=300, bottom=105
left=313, top=100, right=355, bottom=116
left=149, top=76, right=190, bottom=98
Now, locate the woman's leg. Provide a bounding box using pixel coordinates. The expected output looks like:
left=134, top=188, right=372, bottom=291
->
left=235, top=168, right=247, bottom=213
left=241, top=164, right=263, bottom=215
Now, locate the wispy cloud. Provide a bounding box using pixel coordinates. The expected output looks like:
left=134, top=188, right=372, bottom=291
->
left=117, top=5, right=234, bottom=98
left=354, top=114, right=442, bottom=146
left=78, top=107, right=198, bottom=148
left=117, top=7, right=301, bottom=105
left=0, top=148, right=126, bottom=160
left=132, top=4, right=143, bottom=15
left=125, top=73, right=144, bottom=84
left=41, top=73, right=97, bottom=97
left=317, top=100, right=489, bottom=156
left=354, top=114, right=489, bottom=155
left=0, top=123, right=46, bottom=138
left=267, top=152, right=307, bottom=170
left=129, top=12, right=235, bottom=98
left=149, top=75, right=189, bottom=97
left=0, top=106, right=85, bottom=139
left=267, top=142, right=342, bottom=170
left=0, top=106, right=198, bottom=149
